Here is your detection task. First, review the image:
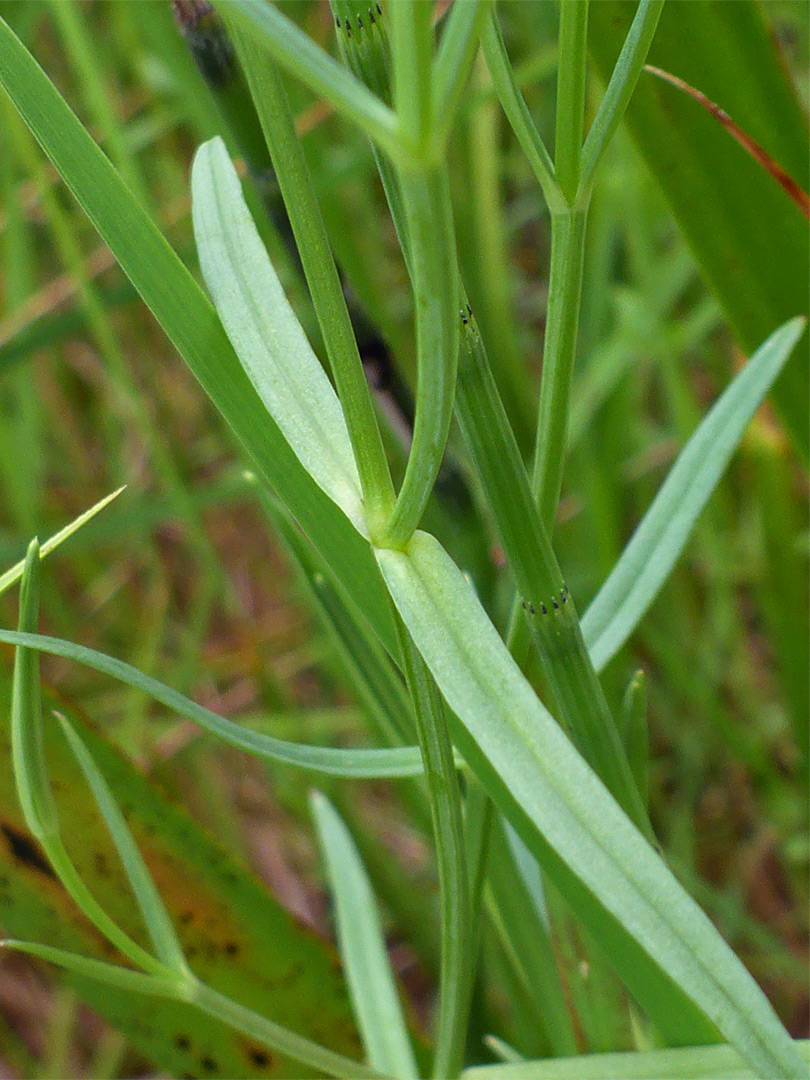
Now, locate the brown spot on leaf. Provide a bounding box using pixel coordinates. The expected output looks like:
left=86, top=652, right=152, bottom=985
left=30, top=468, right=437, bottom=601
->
left=1, top=824, right=55, bottom=878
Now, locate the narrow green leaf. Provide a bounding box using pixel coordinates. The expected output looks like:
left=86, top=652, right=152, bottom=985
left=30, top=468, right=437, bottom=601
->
left=222, top=24, right=396, bottom=537
left=375, top=531, right=802, bottom=1078
left=310, top=791, right=419, bottom=1080
left=578, top=0, right=666, bottom=197
left=10, top=548, right=168, bottom=975
left=10, top=540, right=58, bottom=839
left=0, top=486, right=125, bottom=598
left=189, top=981, right=383, bottom=1080
left=191, top=136, right=367, bottom=537
left=463, top=1040, right=810, bottom=1080
left=582, top=317, right=806, bottom=671
left=55, top=715, right=189, bottom=977
left=0, top=15, right=398, bottom=659
left=1, top=942, right=180, bottom=999
left=0, top=629, right=436, bottom=779
left=480, top=11, right=563, bottom=212
left=4, top=939, right=376, bottom=1080
left=432, top=0, right=492, bottom=152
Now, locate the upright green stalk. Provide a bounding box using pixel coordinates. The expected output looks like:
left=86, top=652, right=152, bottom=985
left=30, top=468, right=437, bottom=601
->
left=389, top=0, right=434, bottom=155
left=225, top=19, right=396, bottom=540
left=379, top=3, right=459, bottom=549
left=554, top=0, right=589, bottom=203
left=531, top=207, right=588, bottom=532
left=456, top=314, right=651, bottom=836
left=381, top=165, right=459, bottom=548
left=396, top=617, right=471, bottom=1080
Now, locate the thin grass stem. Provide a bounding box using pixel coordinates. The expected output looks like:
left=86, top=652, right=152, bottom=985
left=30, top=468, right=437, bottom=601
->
left=379, top=165, right=459, bottom=549
left=396, top=616, right=471, bottom=1080
left=531, top=207, right=588, bottom=533
left=578, top=0, right=666, bottom=200
left=432, top=0, right=492, bottom=154
left=481, top=11, right=564, bottom=213
left=554, top=0, right=589, bottom=204
left=218, top=0, right=403, bottom=162
left=226, top=19, right=396, bottom=538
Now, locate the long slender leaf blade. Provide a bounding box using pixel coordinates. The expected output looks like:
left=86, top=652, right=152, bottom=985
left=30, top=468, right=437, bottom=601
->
left=55, top=714, right=189, bottom=976
left=0, top=630, right=435, bottom=779
left=10, top=541, right=58, bottom=839
left=588, top=0, right=809, bottom=457
left=582, top=317, right=806, bottom=671
left=0, top=15, right=397, bottom=657
left=376, top=531, right=802, bottom=1078
left=1, top=942, right=179, bottom=997
left=311, top=791, right=419, bottom=1080
left=463, top=1040, right=810, bottom=1080
left=191, top=138, right=367, bottom=537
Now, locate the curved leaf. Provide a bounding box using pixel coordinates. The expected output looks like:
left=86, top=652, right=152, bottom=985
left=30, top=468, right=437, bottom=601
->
left=311, top=791, right=418, bottom=1080
left=191, top=137, right=367, bottom=537
left=582, top=317, right=806, bottom=671
left=376, top=531, right=802, bottom=1079
left=0, top=630, right=439, bottom=779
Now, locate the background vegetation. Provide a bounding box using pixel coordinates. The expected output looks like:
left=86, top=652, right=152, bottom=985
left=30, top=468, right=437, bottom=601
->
left=0, top=1, right=806, bottom=1076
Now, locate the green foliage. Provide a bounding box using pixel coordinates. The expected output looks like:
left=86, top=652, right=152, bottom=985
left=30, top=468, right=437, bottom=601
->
left=0, top=2, right=806, bottom=1078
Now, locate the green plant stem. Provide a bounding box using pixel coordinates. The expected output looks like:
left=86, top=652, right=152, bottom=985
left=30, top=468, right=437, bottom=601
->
left=217, top=0, right=403, bottom=162
left=578, top=0, right=666, bottom=199
left=531, top=207, right=588, bottom=533
left=455, top=315, right=651, bottom=837
left=188, top=980, right=383, bottom=1080
left=226, top=20, right=396, bottom=538
left=432, top=0, right=492, bottom=153
left=396, top=616, right=470, bottom=1080
left=330, top=1, right=412, bottom=273
left=480, top=11, right=565, bottom=212
left=380, top=165, right=459, bottom=549
left=555, top=0, right=589, bottom=204
left=389, top=0, right=434, bottom=154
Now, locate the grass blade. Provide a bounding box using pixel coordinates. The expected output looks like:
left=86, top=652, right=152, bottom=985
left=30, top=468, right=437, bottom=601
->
left=376, top=531, right=803, bottom=1078
left=54, top=715, right=189, bottom=976
left=219, top=0, right=401, bottom=162
left=10, top=541, right=58, bottom=840
left=1, top=943, right=179, bottom=998
left=579, top=0, right=666, bottom=196
left=9, top=544, right=166, bottom=975
left=0, top=695, right=367, bottom=1077
left=310, top=791, right=419, bottom=1080
left=0, top=629, right=436, bottom=779
left=582, top=317, right=806, bottom=671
